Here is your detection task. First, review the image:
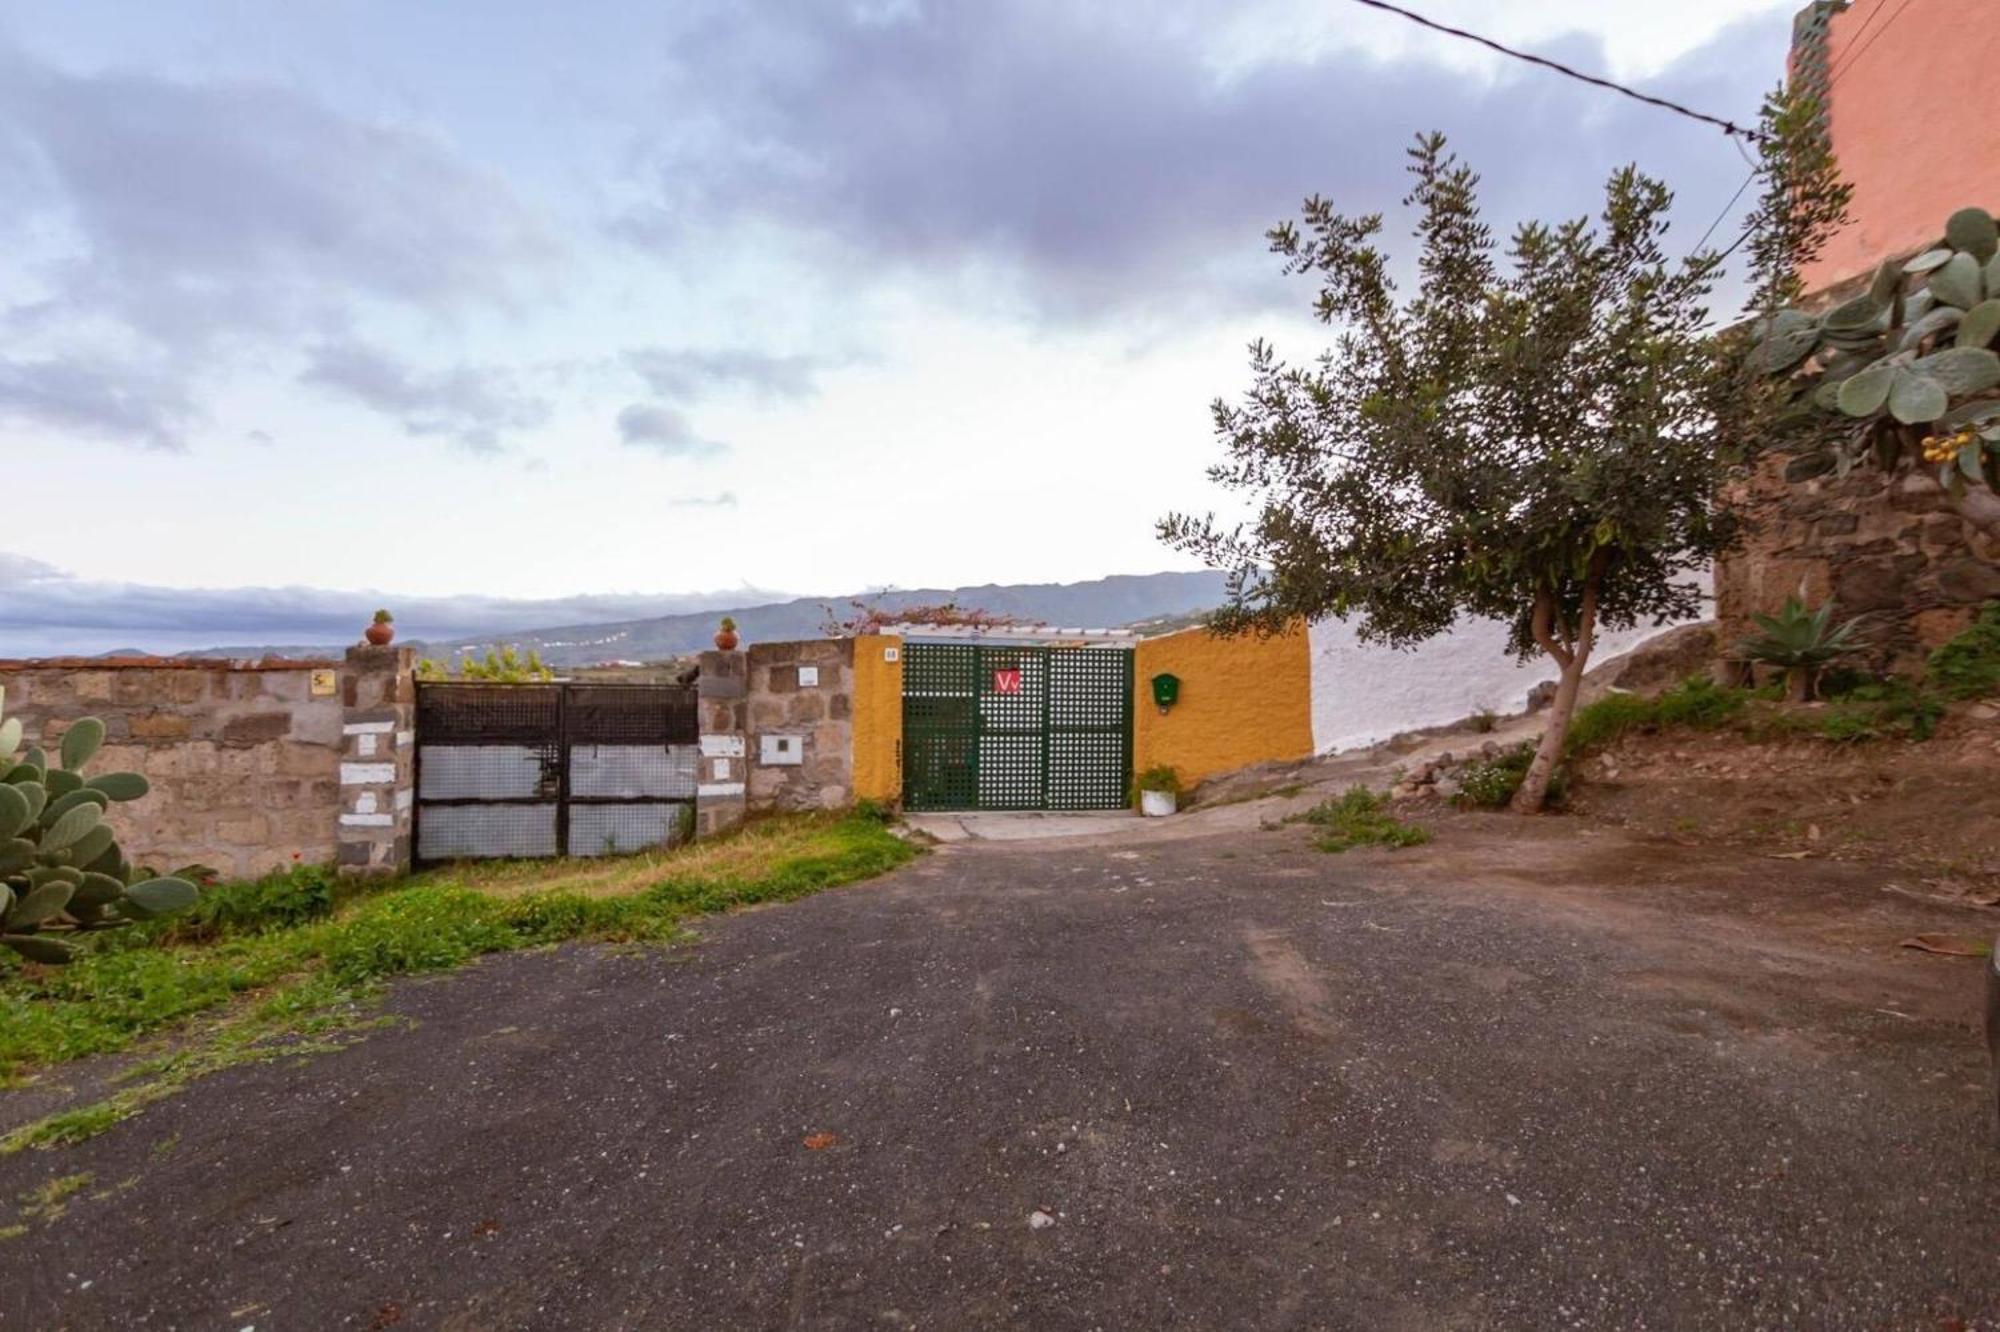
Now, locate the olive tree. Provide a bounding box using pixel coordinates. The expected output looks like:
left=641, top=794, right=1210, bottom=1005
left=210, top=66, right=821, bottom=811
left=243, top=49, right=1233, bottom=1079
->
left=1161, top=133, right=1742, bottom=811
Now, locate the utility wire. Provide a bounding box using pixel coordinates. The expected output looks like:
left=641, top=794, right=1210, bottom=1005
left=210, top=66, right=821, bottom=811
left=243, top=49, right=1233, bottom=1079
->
left=1340, top=0, right=1767, bottom=143
left=1822, top=0, right=1893, bottom=81
left=1830, top=0, right=1922, bottom=85
left=1690, top=170, right=1759, bottom=259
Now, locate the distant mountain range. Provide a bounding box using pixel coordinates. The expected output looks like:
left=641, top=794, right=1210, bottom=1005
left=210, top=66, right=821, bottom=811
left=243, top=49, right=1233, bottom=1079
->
left=393, top=570, right=1234, bottom=666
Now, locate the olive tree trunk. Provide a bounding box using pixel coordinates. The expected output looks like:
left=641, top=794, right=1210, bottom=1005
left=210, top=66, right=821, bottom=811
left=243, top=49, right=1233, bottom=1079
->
left=1511, top=569, right=1603, bottom=814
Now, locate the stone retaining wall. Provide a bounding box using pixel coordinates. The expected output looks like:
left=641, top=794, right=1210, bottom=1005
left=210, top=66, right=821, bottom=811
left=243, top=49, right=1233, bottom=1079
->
left=0, top=657, right=344, bottom=879
left=1716, top=444, right=2000, bottom=672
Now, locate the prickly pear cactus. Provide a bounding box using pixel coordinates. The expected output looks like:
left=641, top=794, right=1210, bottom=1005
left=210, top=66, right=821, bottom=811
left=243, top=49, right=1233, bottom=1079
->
left=0, top=687, right=198, bottom=964
left=1747, top=204, right=2000, bottom=496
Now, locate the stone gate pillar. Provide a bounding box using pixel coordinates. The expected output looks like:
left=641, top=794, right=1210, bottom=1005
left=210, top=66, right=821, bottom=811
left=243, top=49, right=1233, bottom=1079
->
left=697, top=649, right=747, bottom=838
left=337, top=644, right=415, bottom=876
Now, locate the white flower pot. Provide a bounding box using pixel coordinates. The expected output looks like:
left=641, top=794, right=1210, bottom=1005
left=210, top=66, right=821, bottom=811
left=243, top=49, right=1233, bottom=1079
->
left=1140, top=789, right=1177, bottom=818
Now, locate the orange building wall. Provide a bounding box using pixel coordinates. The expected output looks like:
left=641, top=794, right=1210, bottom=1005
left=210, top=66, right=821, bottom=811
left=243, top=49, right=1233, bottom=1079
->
left=849, top=634, right=903, bottom=803
left=1132, top=625, right=1313, bottom=790
left=1800, top=0, right=2000, bottom=293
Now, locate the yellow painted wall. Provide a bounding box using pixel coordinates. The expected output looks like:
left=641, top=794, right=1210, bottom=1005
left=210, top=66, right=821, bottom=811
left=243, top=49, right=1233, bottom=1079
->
left=850, top=634, right=903, bottom=803
left=1132, top=625, right=1312, bottom=789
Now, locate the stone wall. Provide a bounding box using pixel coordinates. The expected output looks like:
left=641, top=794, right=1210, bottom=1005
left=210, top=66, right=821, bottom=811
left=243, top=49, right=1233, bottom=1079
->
left=745, top=639, right=856, bottom=811
left=0, top=657, right=343, bottom=879
left=1716, top=444, right=2000, bottom=672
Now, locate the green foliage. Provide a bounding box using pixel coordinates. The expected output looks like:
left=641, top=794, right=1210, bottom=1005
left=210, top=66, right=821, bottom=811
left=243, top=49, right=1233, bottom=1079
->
left=1770, top=678, right=1945, bottom=743
left=1742, top=85, right=1852, bottom=315
left=1455, top=742, right=1572, bottom=810
left=1563, top=677, right=1750, bottom=758
left=1744, top=199, right=2000, bottom=500
left=1133, top=765, right=1182, bottom=796
left=1926, top=602, right=2000, bottom=700
left=416, top=645, right=555, bottom=682
left=1163, top=132, right=1746, bottom=811
left=167, top=862, right=340, bottom=939
left=0, top=688, right=197, bottom=965
left=1290, top=786, right=1430, bottom=853
left=1733, top=596, right=1864, bottom=667
left=372, top=609, right=393, bottom=625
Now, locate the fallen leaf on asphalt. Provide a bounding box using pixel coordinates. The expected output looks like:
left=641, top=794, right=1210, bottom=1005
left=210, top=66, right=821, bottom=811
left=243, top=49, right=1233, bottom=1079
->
left=1898, top=934, right=1992, bottom=958
left=803, top=1132, right=840, bottom=1150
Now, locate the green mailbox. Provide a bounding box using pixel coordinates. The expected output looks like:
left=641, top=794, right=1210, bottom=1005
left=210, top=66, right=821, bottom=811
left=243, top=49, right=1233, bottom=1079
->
left=1150, top=672, right=1181, bottom=713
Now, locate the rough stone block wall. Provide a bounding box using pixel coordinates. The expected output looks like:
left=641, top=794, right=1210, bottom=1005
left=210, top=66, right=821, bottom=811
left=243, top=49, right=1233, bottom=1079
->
left=744, top=639, right=856, bottom=811
left=0, top=658, right=343, bottom=880
left=1716, top=444, right=2000, bottom=673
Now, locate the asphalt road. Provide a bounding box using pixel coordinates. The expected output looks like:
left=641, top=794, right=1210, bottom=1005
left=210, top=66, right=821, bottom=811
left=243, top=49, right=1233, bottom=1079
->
left=4, top=824, right=1997, bottom=1330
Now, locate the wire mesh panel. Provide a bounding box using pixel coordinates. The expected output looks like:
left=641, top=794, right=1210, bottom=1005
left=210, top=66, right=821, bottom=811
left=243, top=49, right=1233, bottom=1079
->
left=978, top=648, right=1045, bottom=809
left=1045, top=648, right=1132, bottom=810
left=902, top=644, right=981, bottom=811
left=415, top=682, right=698, bottom=864
left=901, top=643, right=1130, bottom=811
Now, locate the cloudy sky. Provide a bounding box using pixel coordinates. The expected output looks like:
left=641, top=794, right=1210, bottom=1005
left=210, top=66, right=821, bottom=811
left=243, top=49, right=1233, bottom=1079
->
left=3, top=0, right=1797, bottom=654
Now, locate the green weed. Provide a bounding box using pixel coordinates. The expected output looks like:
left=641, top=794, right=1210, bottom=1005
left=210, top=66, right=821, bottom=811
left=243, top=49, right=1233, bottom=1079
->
left=18, top=1172, right=92, bottom=1220
left=1289, top=787, right=1431, bottom=853
left=1455, top=742, right=1570, bottom=809
left=1564, top=676, right=1747, bottom=756
left=1927, top=601, right=2000, bottom=700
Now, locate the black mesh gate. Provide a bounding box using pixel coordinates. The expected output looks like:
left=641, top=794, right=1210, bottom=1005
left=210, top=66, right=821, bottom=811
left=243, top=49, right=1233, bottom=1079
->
left=901, top=643, right=1132, bottom=812
left=414, top=682, right=699, bottom=864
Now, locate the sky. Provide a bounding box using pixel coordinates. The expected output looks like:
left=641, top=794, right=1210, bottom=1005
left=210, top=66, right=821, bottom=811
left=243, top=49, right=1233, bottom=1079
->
left=2, top=0, right=1800, bottom=654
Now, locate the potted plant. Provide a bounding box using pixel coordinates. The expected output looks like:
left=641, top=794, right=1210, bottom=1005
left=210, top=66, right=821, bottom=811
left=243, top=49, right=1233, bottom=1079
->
left=1134, top=765, right=1182, bottom=818
left=365, top=609, right=395, bottom=646
left=714, top=616, right=740, bottom=651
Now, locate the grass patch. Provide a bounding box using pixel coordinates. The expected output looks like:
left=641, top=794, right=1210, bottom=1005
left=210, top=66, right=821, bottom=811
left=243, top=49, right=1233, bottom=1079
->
left=1564, top=676, right=1748, bottom=756
left=1454, top=742, right=1562, bottom=809
left=1288, top=787, right=1431, bottom=853
left=0, top=812, right=916, bottom=1145
left=1556, top=670, right=1949, bottom=763
left=1925, top=601, right=2000, bottom=701
left=19, top=1172, right=92, bottom=1221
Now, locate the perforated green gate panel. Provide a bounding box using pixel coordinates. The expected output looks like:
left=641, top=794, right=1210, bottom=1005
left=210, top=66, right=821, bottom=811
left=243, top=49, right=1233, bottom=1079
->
left=901, top=643, right=1132, bottom=811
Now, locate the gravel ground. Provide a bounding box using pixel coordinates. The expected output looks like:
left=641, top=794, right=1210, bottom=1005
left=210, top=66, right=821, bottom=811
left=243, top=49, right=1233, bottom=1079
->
left=3, top=821, right=1996, bottom=1330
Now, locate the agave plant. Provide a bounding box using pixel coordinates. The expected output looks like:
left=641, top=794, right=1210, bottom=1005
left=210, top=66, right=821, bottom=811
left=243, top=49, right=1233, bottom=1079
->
left=1746, top=204, right=2000, bottom=534
left=1731, top=595, right=1868, bottom=702
left=0, top=688, right=198, bottom=964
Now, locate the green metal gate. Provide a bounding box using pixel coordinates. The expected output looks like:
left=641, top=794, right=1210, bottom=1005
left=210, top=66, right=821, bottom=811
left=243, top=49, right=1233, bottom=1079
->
left=901, top=642, right=1133, bottom=812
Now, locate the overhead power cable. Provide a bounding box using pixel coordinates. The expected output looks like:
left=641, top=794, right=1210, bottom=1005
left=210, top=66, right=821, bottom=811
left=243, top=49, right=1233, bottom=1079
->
left=1827, top=0, right=1921, bottom=85
left=1340, top=0, right=1767, bottom=143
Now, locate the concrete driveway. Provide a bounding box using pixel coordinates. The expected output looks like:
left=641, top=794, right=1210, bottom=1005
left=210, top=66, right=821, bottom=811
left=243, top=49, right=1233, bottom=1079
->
left=4, top=817, right=1997, bottom=1329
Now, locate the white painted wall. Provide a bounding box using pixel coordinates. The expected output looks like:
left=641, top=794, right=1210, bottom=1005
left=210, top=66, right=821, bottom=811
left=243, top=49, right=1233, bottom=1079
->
left=1308, top=607, right=1708, bottom=755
